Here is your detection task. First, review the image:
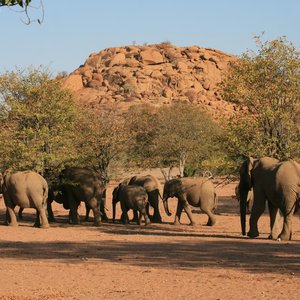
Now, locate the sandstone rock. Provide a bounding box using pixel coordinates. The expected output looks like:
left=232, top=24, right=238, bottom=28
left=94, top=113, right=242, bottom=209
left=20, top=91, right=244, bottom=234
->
left=162, top=87, right=173, bottom=98
left=62, top=74, right=83, bottom=91
left=82, top=69, right=93, bottom=79
left=140, top=49, right=164, bottom=65
left=87, top=80, right=101, bottom=89
left=109, top=53, right=126, bottom=67
left=202, top=80, right=211, bottom=90
left=125, top=58, right=140, bottom=67
left=63, top=43, right=238, bottom=121
left=176, top=61, right=189, bottom=73
left=92, top=73, right=103, bottom=82
left=177, top=77, right=193, bottom=90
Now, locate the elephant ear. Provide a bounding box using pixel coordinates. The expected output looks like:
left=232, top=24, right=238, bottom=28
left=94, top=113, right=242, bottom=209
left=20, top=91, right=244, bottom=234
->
left=240, top=156, right=255, bottom=190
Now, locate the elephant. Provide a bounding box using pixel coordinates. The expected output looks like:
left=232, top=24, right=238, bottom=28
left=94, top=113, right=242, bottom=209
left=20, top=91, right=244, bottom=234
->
left=235, top=184, right=253, bottom=213
left=128, top=175, right=162, bottom=223
left=0, top=171, right=49, bottom=228
left=48, top=167, right=106, bottom=226
left=112, top=183, right=150, bottom=225
left=238, top=156, right=300, bottom=241
left=83, top=189, right=107, bottom=221
left=163, top=177, right=217, bottom=226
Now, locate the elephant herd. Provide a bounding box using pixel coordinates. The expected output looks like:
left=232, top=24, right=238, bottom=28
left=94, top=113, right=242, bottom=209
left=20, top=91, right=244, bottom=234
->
left=0, top=156, right=300, bottom=241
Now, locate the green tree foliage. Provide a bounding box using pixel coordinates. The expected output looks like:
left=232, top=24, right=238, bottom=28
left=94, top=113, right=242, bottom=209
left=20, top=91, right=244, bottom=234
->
left=127, top=103, right=222, bottom=176
left=0, top=67, right=79, bottom=181
left=76, top=109, right=131, bottom=185
left=221, top=36, right=300, bottom=160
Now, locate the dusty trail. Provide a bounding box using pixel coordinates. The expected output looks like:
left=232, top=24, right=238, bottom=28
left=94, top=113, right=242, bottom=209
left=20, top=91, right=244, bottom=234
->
left=0, top=181, right=299, bottom=300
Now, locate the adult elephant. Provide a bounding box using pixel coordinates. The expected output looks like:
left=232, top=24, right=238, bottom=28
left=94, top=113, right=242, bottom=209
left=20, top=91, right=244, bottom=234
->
left=0, top=171, right=49, bottom=228
left=163, top=177, right=217, bottom=226
left=48, top=167, right=106, bottom=226
left=128, top=175, right=162, bottom=223
left=238, top=156, right=300, bottom=241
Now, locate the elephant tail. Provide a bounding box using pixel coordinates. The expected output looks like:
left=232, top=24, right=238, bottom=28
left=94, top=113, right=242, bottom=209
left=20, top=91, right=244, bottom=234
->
left=43, top=183, right=49, bottom=208
left=213, top=192, right=218, bottom=211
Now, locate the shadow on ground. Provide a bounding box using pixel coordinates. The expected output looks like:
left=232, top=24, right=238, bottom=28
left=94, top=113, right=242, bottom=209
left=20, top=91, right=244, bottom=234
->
left=0, top=222, right=299, bottom=277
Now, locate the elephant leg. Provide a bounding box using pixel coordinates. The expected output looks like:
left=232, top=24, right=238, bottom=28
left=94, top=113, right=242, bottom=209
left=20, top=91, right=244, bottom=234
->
left=180, top=196, right=195, bottom=226
left=120, top=200, right=129, bottom=224
left=36, top=207, right=50, bottom=228
left=6, top=206, right=18, bottom=226
left=202, top=209, right=216, bottom=226
left=248, top=191, right=266, bottom=238
left=69, top=201, right=80, bottom=224
left=174, top=200, right=184, bottom=225
left=18, top=207, right=24, bottom=220
left=131, top=209, right=139, bottom=223
left=84, top=203, right=90, bottom=221
left=140, top=207, right=150, bottom=226
left=121, top=210, right=129, bottom=224
left=268, top=201, right=281, bottom=239
left=100, top=197, right=108, bottom=221
left=91, top=206, right=101, bottom=226
left=47, top=199, right=55, bottom=222
left=137, top=210, right=142, bottom=225
left=88, top=197, right=101, bottom=226
left=65, top=188, right=80, bottom=224
left=32, top=194, right=50, bottom=228
left=148, top=191, right=162, bottom=223
left=4, top=193, right=17, bottom=226
left=34, top=210, right=41, bottom=227
left=278, top=204, right=295, bottom=241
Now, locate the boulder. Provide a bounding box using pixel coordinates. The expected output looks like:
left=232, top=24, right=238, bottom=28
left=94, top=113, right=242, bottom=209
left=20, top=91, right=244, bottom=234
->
left=140, top=49, right=164, bottom=65
left=62, top=74, right=83, bottom=91
left=109, top=53, right=126, bottom=67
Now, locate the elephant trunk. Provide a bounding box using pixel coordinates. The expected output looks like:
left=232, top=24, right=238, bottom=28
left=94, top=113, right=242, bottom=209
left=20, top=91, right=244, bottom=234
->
left=163, top=198, right=172, bottom=216
left=239, top=189, right=248, bottom=236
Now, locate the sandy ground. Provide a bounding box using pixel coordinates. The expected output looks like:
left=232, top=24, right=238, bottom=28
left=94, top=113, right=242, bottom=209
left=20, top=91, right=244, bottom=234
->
left=0, top=179, right=299, bottom=300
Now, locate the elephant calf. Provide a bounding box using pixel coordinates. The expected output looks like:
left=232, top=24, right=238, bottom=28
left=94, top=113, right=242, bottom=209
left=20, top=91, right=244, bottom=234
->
left=112, top=184, right=150, bottom=226
left=0, top=171, right=49, bottom=228
left=163, top=177, right=217, bottom=226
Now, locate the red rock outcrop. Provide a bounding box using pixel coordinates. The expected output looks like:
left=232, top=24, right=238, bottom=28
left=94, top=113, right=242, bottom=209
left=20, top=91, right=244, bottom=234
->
left=63, top=43, right=239, bottom=119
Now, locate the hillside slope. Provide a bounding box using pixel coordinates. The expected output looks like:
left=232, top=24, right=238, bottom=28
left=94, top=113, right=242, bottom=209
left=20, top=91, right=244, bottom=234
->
left=63, top=43, right=239, bottom=119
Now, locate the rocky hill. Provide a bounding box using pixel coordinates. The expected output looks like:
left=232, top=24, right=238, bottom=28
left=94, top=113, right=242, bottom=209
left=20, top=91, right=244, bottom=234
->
left=63, top=43, right=239, bottom=119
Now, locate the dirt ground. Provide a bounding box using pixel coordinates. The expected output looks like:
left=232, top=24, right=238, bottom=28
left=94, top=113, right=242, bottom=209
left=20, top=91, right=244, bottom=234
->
left=0, top=179, right=299, bottom=300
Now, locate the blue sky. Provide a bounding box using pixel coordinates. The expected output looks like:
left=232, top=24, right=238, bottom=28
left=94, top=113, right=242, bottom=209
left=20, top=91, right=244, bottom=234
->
left=0, top=0, right=299, bottom=75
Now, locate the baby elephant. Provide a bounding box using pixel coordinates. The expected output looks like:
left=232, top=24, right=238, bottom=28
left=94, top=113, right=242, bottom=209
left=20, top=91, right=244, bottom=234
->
left=112, top=184, right=150, bottom=226
left=163, top=177, right=217, bottom=226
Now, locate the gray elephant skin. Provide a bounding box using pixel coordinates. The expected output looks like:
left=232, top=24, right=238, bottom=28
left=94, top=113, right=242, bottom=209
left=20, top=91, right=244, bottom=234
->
left=112, top=183, right=150, bottom=225
left=235, top=184, right=253, bottom=213
left=48, top=167, right=106, bottom=226
left=0, top=171, right=49, bottom=228
left=128, top=174, right=162, bottom=223
left=163, top=177, right=217, bottom=226
left=238, top=156, right=300, bottom=241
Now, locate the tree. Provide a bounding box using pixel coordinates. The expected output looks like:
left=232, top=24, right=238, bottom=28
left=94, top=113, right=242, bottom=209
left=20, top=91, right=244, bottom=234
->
left=127, top=103, right=222, bottom=177
left=76, top=109, right=131, bottom=185
left=221, top=36, right=300, bottom=159
left=0, top=67, right=79, bottom=182
left=0, top=0, right=43, bottom=24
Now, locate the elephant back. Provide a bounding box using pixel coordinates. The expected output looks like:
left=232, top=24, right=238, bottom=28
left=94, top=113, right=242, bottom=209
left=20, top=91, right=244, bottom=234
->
left=129, top=174, right=160, bottom=193
left=58, top=167, right=105, bottom=202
